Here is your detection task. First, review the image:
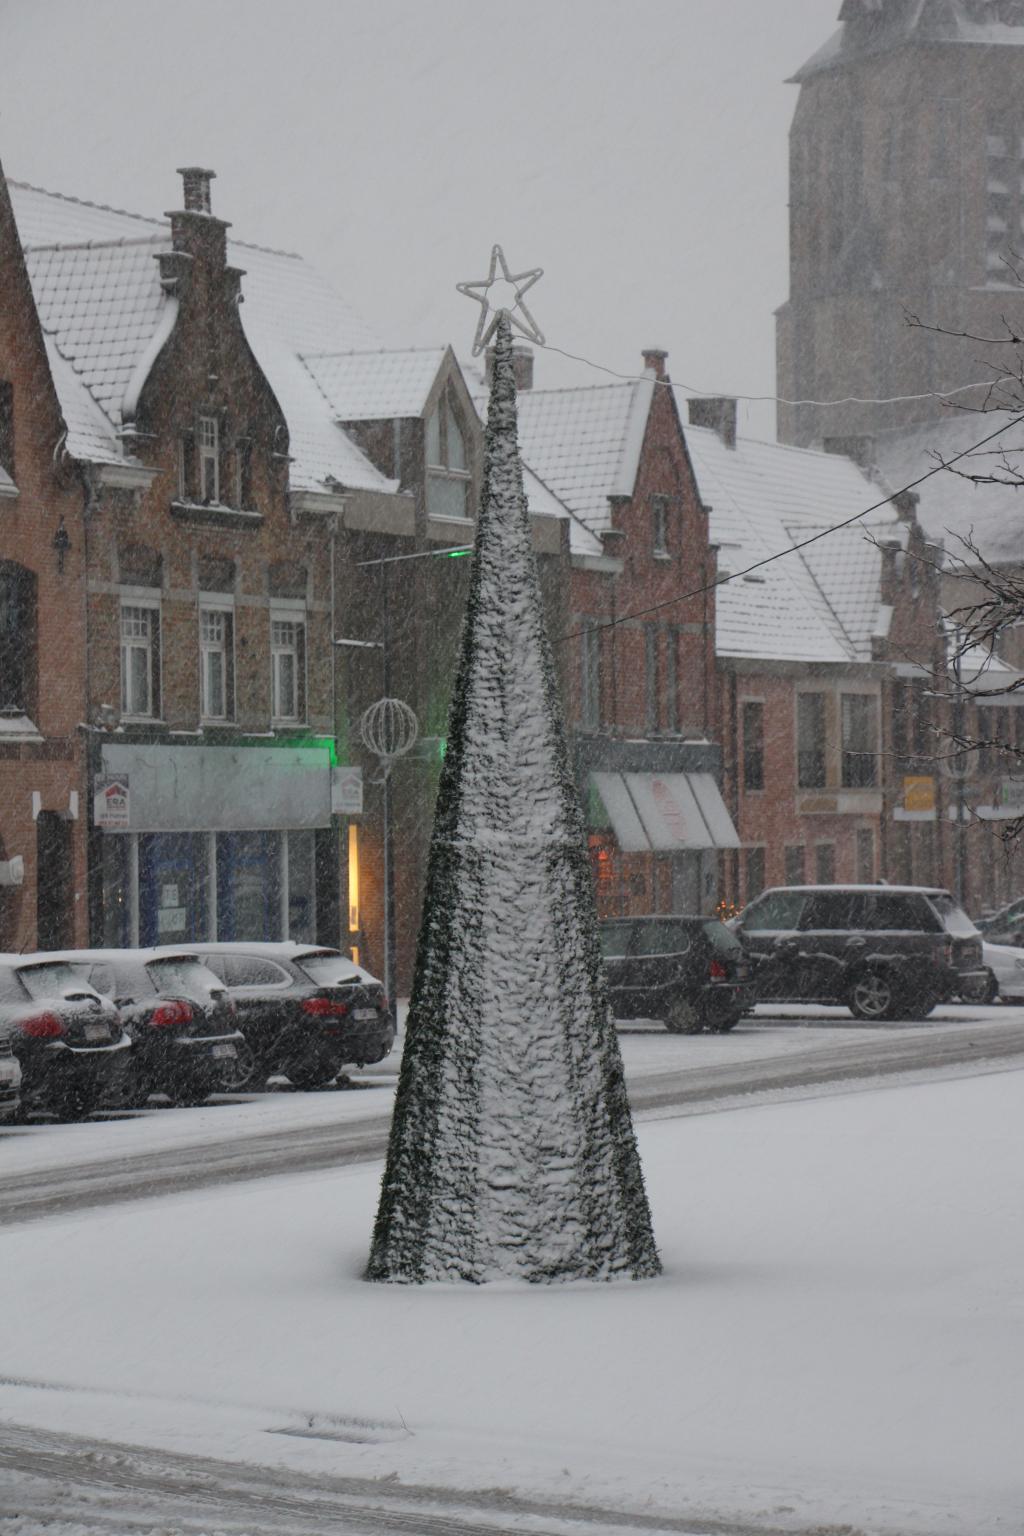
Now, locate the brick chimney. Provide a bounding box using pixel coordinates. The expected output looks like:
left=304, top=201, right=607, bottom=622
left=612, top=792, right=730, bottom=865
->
left=485, top=342, right=534, bottom=391
left=166, top=166, right=231, bottom=277
left=688, top=396, right=737, bottom=450
left=823, top=434, right=876, bottom=470
left=642, top=348, right=668, bottom=379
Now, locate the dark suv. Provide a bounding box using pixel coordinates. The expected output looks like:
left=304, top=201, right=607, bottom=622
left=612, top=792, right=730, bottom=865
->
left=734, top=885, right=988, bottom=1021
left=599, top=915, right=756, bottom=1034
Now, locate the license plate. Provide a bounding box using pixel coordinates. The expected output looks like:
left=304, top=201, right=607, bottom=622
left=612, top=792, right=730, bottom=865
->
left=84, top=1023, right=110, bottom=1042
left=212, top=1043, right=237, bottom=1059
left=354, top=1008, right=377, bottom=1020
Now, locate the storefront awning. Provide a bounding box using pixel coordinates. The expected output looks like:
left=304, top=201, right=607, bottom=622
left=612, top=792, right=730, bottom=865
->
left=591, top=771, right=739, bottom=853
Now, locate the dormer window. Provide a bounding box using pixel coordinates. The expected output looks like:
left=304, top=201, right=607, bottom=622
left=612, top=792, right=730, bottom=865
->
left=199, top=415, right=219, bottom=503
left=426, top=392, right=471, bottom=521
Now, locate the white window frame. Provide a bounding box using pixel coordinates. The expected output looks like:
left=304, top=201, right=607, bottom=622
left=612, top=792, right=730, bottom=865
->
left=270, top=603, right=306, bottom=724
left=652, top=495, right=670, bottom=557
left=425, top=392, right=472, bottom=523
left=199, top=598, right=234, bottom=722
left=198, top=414, right=219, bottom=504
left=120, top=596, right=160, bottom=720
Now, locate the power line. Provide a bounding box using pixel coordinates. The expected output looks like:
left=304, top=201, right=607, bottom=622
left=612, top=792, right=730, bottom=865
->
left=534, top=338, right=1018, bottom=410
left=555, top=410, right=1024, bottom=647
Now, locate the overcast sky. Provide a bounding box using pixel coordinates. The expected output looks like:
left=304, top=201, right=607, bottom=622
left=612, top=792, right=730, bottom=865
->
left=0, top=0, right=838, bottom=438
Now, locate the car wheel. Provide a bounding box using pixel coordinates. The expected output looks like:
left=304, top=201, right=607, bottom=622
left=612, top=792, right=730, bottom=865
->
left=847, top=968, right=896, bottom=1022
left=710, top=1012, right=742, bottom=1034
left=167, top=1079, right=214, bottom=1108
left=287, top=1063, right=339, bottom=1091
left=217, top=1042, right=260, bottom=1092
left=982, top=969, right=1000, bottom=1006
left=52, top=1083, right=104, bottom=1122
left=663, top=997, right=704, bottom=1034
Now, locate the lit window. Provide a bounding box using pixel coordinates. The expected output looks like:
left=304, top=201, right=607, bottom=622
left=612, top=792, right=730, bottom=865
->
left=271, top=614, right=305, bottom=722
left=121, top=604, right=159, bottom=717
left=426, top=392, right=471, bottom=520
left=198, top=415, right=219, bottom=503
left=200, top=606, right=233, bottom=720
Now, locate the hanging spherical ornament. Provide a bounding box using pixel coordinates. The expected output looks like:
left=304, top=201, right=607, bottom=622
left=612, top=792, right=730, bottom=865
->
left=359, top=697, right=419, bottom=760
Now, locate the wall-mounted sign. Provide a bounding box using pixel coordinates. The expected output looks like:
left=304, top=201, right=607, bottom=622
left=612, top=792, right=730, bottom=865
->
left=95, top=775, right=130, bottom=830
left=903, top=775, right=936, bottom=815
left=331, top=765, right=363, bottom=816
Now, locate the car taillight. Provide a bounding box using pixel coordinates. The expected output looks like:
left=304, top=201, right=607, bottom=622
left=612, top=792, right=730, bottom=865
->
left=18, top=1012, right=65, bottom=1039
left=301, top=997, right=350, bottom=1017
left=708, top=959, right=727, bottom=981
left=150, top=1000, right=193, bottom=1028
left=943, top=938, right=954, bottom=964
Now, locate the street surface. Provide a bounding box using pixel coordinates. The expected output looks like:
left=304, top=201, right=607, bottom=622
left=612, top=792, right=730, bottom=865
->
left=3, top=1006, right=1023, bottom=1227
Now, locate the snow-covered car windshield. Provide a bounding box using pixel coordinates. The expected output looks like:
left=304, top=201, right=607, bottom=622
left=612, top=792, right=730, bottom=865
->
left=17, top=961, right=87, bottom=1001
left=928, top=894, right=979, bottom=937
left=147, top=958, right=223, bottom=997
left=298, top=953, right=363, bottom=987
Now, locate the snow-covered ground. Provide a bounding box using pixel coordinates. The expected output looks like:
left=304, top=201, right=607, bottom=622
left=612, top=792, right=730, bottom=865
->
left=1, top=1064, right=1021, bottom=1535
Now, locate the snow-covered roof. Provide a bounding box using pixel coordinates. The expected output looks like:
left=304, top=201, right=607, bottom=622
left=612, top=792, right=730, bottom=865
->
left=6, top=178, right=395, bottom=496
left=792, top=0, right=1024, bottom=82
left=872, top=412, right=1024, bottom=567
left=301, top=348, right=448, bottom=421
left=679, top=413, right=900, bottom=664
left=0, top=464, right=17, bottom=496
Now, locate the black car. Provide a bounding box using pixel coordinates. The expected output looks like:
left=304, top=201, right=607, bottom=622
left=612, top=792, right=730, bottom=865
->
left=598, top=915, right=756, bottom=1034
left=733, top=884, right=989, bottom=1021
left=171, top=943, right=395, bottom=1089
left=48, top=948, right=246, bottom=1107
left=0, top=954, right=130, bottom=1118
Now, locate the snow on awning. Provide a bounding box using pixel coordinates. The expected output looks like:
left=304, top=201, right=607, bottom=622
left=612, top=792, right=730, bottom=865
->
left=590, top=772, right=739, bottom=853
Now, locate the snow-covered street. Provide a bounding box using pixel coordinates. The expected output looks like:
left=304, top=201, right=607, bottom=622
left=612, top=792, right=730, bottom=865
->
left=1, top=1049, right=1022, bottom=1535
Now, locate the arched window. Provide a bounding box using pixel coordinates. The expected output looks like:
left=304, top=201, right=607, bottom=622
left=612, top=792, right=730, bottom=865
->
left=0, top=561, right=37, bottom=717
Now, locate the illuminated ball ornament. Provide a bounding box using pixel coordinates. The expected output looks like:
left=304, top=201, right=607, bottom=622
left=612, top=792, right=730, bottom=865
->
left=359, top=697, right=419, bottom=762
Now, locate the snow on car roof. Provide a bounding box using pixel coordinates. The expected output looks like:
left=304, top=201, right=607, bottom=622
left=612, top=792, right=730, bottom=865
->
left=755, top=884, right=953, bottom=897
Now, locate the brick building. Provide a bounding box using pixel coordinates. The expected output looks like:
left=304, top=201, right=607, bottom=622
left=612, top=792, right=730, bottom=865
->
left=2, top=166, right=414, bottom=953
left=511, top=350, right=740, bottom=917
left=0, top=168, right=90, bottom=951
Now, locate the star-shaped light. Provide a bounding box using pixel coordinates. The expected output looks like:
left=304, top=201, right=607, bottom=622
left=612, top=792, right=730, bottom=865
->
left=456, top=245, right=545, bottom=356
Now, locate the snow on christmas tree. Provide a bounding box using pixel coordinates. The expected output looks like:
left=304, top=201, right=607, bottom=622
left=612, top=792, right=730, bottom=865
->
left=366, top=254, right=660, bottom=1283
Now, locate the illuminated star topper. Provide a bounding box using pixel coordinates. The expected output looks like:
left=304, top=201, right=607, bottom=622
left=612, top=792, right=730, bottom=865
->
left=456, top=245, right=545, bottom=357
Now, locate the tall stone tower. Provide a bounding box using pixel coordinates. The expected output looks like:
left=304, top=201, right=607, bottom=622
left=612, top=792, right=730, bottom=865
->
left=777, top=0, right=1024, bottom=449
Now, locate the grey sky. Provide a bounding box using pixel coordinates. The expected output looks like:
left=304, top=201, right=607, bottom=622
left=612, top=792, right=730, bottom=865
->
left=0, top=0, right=836, bottom=439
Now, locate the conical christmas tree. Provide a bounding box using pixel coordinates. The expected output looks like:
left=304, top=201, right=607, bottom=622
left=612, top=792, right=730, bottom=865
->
left=366, top=310, right=660, bottom=1284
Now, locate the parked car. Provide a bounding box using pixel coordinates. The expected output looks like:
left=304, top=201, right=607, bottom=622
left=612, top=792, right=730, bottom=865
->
left=46, top=948, right=246, bottom=1107
left=0, top=954, right=130, bottom=1118
left=168, top=943, right=395, bottom=1089
left=976, top=898, right=1024, bottom=948
left=980, top=940, right=1024, bottom=1003
left=733, top=885, right=989, bottom=1021
left=598, top=915, right=756, bottom=1034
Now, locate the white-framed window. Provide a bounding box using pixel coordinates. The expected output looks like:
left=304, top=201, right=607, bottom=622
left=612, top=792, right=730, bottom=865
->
left=426, top=394, right=471, bottom=520
left=199, top=603, right=234, bottom=720
left=271, top=610, right=306, bottom=723
left=198, top=415, right=219, bottom=503
left=120, top=602, right=159, bottom=718
left=841, top=692, right=879, bottom=788
left=580, top=621, right=601, bottom=729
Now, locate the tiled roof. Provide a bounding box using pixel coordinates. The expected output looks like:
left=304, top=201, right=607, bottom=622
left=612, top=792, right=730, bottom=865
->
left=680, top=414, right=899, bottom=664
left=6, top=179, right=394, bottom=495
left=302, top=348, right=448, bottom=421
left=792, top=1, right=1024, bottom=82
left=872, top=412, right=1024, bottom=567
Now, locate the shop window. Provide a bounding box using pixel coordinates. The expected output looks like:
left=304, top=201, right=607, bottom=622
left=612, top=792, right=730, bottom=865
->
left=841, top=693, right=878, bottom=788
left=746, top=846, right=766, bottom=904
left=579, top=621, right=601, bottom=729
left=120, top=603, right=160, bottom=718
left=426, top=391, right=471, bottom=520
left=742, top=701, right=764, bottom=790
left=797, top=692, right=827, bottom=788
left=0, top=562, right=37, bottom=715
left=200, top=604, right=234, bottom=720
left=271, top=612, right=306, bottom=723
left=784, top=845, right=805, bottom=885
